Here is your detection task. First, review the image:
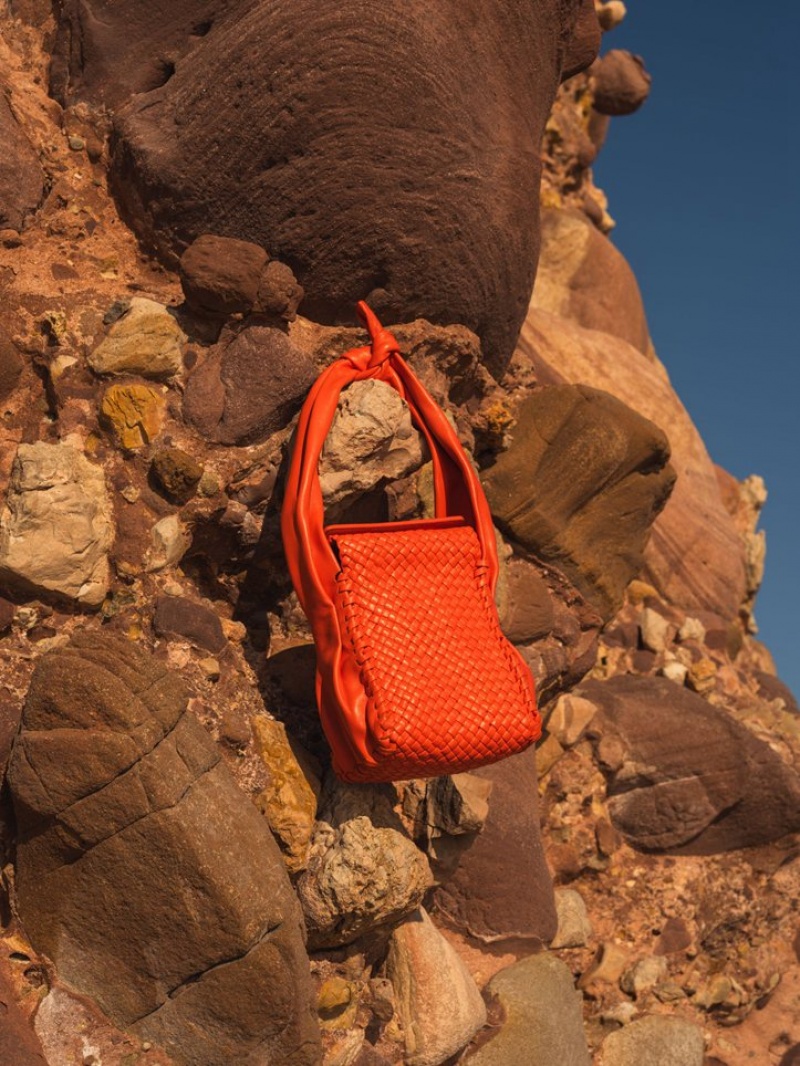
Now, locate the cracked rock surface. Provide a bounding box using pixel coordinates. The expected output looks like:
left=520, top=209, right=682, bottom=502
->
left=8, top=631, right=321, bottom=1066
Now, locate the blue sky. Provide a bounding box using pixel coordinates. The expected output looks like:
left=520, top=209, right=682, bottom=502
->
left=593, top=2, right=800, bottom=697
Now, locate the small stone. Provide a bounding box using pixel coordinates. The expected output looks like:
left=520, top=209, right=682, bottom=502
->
left=221, top=618, right=247, bottom=643
left=424, top=772, right=492, bottom=836
left=197, top=469, right=220, bottom=497
left=546, top=695, right=598, bottom=747
left=551, top=888, right=593, bottom=949
left=387, top=908, right=486, bottom=1066
left=121, top=485, right=140, bottom=504
left=654, top=917, right=692, bottom=957
left=68, top=135, right=85, bottom=150
left=153, top=595, right=226, bottom=652
left=101, top=383, right=165, bottom=450
left=145, top=515, right=190, bottom=572
left=219, top=708, right=251, bottom=750
left=687, top=658, right=717, bottom=694
left=596, top=1, right=627, bottom=31
left=600, top=1001, right=637, bottom=1026
left=660, top=660, right=688, bottom=685
left=640, top=608, right=673, bottom=654
left=592, top=50, right=652, bottom=117
left=536, top=733, right=565, bottom=776
left=620, top=955, right=668, bottom=998
left=653, top=981, right=685, bottom=1003
left=253, top=717, right=319, bottom=874
left=150, top=448, right=203, bottom=504
left=595, top=817, right=621, bottom=856
left=694, top=974, right=735, bottom=1011
left=368, top=977, right=395, bottom=1023
left=578, top=943, right=630, bottom=998
left=466, top=953, right=590, bottom=1066
left=198, top=657, right=220, bottom=681
left=256, top=260, right=304, bottom=320
left=678, top=616, right=706, bottom=644
left=599, top=1015, right=704, bottom=1066
left=180, top=234, right=268, bottom=314
left=88, top=297, right=186, bottom=379
left=596, top=735, right=626, bottom=773
left=317, top=977, right=354, bottom=1019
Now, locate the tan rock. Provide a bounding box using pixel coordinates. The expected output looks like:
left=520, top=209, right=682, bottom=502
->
left=687, top=658, right=717, bottom=695
left=253, top=716, right=319, bottom=874
left=88, top=297, right=186, bottom=379
left=101, top=382, right=165, bottom=450
left=516, top=311, right=747, bottom=620
left=578, top=942, right=630, bottom=998
left=387, top=908, right=486, bottom=1066
left=145, top=514, right=190, bottom=572
left=620, top=955, right=669, bottom=998
left=640, top=607, right=673, bottom=653
left=551, top=888, right=593, bottom=949
left=546, top=694, right=598, bottom=747
left=0, top=441, right=112, bottom=606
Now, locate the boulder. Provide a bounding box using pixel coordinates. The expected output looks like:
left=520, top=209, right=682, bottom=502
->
left=88, top=297, right=186, bottom=379
left=180, top=234, right=268, bottom=314
left=482, top=383, right=675, bottom=619
left=464, top=953, right=590, bottom=1065
left=531, top=209, right=650, bottom=354
left=183, top=324, right=315, bottom=446
left=0, top=92, right=44, bottom=230
left=387, top=908, right=486, bottom=1066
left=592, top=50, right=652, bottom=116
left=8, top=631, right=320, bottom=1065
left=433, top=746, right=557, bottom=945
left=581, top=675, right=800, bottom=853
left=53, top=1, right=597, bottom=371
left=0, top=441, right=112, bottom=606
left=599, top=1016, right=704, bottom=1066
left=297, top=777, right=434, bottom=949
left=516, top=310, right=748, bottom=619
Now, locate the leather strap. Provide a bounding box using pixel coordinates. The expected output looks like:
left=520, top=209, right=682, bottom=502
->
left=282, top=303, right=500, bottom=618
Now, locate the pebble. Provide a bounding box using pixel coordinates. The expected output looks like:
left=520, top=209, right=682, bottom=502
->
left=620, top=955, right=668, bottom=998
left=551, top=888, right=593, bottom=949
left=68, top=135, right=85, bottom=151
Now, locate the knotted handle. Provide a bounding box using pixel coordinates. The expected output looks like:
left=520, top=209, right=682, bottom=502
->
left=281, top=303, right=500, bottom=614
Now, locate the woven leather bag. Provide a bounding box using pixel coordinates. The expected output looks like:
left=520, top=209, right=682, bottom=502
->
left=281, top=302, right=540, bottom=782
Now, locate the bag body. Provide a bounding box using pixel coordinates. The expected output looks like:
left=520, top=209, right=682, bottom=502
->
left=281, top=303, right=540, bottom=782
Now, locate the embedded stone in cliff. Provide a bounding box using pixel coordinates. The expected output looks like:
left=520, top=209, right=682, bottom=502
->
left=0, top=325, right=24, bottom=401
left=463, top=953, right=590, bottom=1065
left=183, top=324, right=315, bottom=446
left=581, top=674, right=800, bottom=853
left=0, top=441, right=112, bottom=606
left=153, top=594, right=226, bottom=653
left=516, top=312, right=748, bottom=619
left=498, top=556, right=555, bottom=644
left=257, top=260, right=304, bottom=320
left=433, top=747, right=557, bottom=945
left=88, top=297, right=186, bottom=379
left=482, top=384, right=675, bottom=620
left=531, top=209, right=650, bottom=355
left=297, top=777, right=434, bottom=949
left=180, top=234, right=268, bottom=315
left=592, top=50, right=652, bottom=116
left=7, top=631, right=320, bottom=1066
left=100, top=382, right=165, bottom=450
left=319, top=379, right=426, bottom=516
left=387, top=908, right=486, bottom=1066
left=0, top=93, right=44, bottom=231
left=56, top=1, right=596, bottom=370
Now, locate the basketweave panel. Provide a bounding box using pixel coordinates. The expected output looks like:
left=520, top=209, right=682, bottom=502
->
left=332, top=524, right=538, bottom=766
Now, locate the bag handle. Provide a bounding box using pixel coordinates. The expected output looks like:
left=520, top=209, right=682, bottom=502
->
left=281, top=303, right=500, bottom=613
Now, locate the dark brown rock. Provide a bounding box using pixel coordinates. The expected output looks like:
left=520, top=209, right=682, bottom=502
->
left=257, top=260, right=304, bottom=320
left=183, top=324, right=315, bottom=446
left=0, top=596, right=14, bottom=634
left=153, top=594, right=226, bottom=653
left=501, top=557, right=554, bottom=644
left=54, top=1, right=597, bottom=372
left=8, top=631, right=320, bottom=1065
left=532, top=208, right=650, bottom=355
left=561, top=0, right=602, bottom=81
left=754, top=670, right=799, bottom=714
left=0, top=94, right=44, bottom=231
left=483, top=384, right=675, bottom=619
left=0, top=326, right=24, bottom=400
left=433, top=746, right=557, bottom=945
left=180, top=234, right=268, bottom=315
left=654, top=916, right=693, bottom=956
left=150, top=447, right=203, bottom=503
left=581, top=675, right=800, bottom=854
left=592, top=50, right=652, bottom=116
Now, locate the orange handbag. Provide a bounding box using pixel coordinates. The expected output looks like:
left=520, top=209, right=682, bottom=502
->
left=281, top=302, right=541, bottom=782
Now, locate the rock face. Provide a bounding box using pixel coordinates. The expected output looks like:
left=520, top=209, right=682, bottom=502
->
left=53, top=0, right=598, bottom=371
left=531, top=208, right=650, bottom=354
left=8, top=632, right=321, bottom=1066
left=464, top=953, right=590, bottom=1065
left=183, top=323, right=315, bottom=446
left=434, top=747, right=557, bottom=944
left=483, top=383, right=675, bottom=619
left=0, top=92, right=44, bottom=230
left=0, top=958, right=48, bottom=1065
left=88, top=297, right=186, bottom=379
left=516, top=310, right=748, bottom=620
left=582, top=675, right=800, bottom=853
left=0, top=441, right=112, bottom=606
left=387, top=908, right=486, bottom=1066
left=297, top=779, right=434, bottom=949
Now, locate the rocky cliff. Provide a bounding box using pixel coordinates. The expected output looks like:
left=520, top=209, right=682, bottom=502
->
left=0, top=3, right=798, bottom=1065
